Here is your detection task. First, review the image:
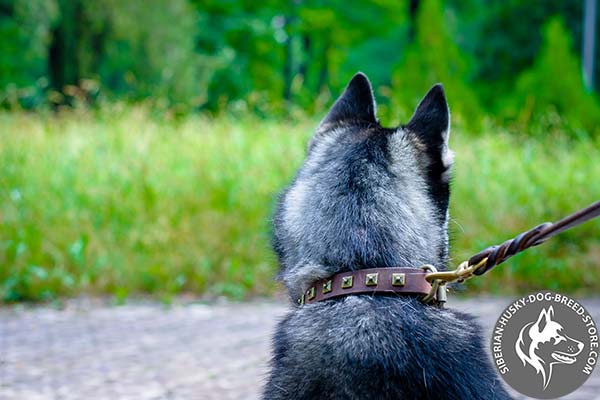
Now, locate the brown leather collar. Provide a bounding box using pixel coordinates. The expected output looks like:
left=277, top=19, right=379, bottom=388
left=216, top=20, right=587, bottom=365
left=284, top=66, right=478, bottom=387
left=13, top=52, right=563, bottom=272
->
left=299, top=267, right=436, bottom=305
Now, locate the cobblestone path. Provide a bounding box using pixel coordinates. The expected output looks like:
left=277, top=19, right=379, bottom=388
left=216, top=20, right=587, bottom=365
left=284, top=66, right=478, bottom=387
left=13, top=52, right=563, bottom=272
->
left=1, top=297, right=598, bottom=400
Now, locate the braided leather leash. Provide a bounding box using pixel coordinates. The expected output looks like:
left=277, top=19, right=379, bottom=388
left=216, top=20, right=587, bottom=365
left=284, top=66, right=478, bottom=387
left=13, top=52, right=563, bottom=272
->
left=469, top=200, right=600, bottom=275
left=422, top=200, right=600, bottom=303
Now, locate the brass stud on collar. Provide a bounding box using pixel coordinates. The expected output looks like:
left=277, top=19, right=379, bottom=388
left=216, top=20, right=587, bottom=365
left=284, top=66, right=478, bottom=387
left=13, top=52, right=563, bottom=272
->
left=341, top=276, right=353, bottom=289
left=365, top=273, right=378, bottom=286
left=307, top=286, right=316, bottom=300
left=392, top=273, right=406, bottom=286
left=322, top=280, right=332, bottom=294
left=298, top=294, right=305, bottom=305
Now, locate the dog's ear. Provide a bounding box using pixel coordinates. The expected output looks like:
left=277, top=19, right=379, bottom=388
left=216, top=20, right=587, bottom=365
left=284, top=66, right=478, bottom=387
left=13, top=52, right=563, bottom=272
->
left=535, top=307, right=552, bottom=333
left=407, top=84, right=450, bottom=152
left=319, top=72, right=377, bottom=128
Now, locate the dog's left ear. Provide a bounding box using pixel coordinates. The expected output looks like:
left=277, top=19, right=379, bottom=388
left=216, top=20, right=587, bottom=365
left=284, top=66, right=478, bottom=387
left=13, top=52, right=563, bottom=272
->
left=535, top=307, right=553, bottom=333
left=407, top=84, right=450, bottom=152
left=319, top=72, right=377, bottom=128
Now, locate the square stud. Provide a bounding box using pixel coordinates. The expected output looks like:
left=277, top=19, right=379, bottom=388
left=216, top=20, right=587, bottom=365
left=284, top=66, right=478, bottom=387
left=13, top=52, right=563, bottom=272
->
left=391, top=273, right=406, bottom=287
left=322, top=280, right=332, bottom=294
left=365, top=273, right=379, bottom=286
left=298, top=294, right=305, bottom=305
left=341, top=276, right=353, bottom=289
left=307, top=286, right=316, bottom=300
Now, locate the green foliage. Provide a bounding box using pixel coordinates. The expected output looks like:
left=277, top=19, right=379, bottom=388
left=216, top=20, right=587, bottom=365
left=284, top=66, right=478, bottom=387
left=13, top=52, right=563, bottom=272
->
left=190, top=0, right=409, bottom=113
left=502, top=17, right=600, bottom=137
left=0, top=109, right=310, bottom=301
left=191, top=0, right=288, bottom=113
left=0, top=0, right=212, bottom=110
left=1, top=0, right=599, bottom=135
left=390, top=0, right=481, bottom=129
left=97, top=0, right=207, bottom=109
left=0, top=0, right=414, bottom=114
left=0, top=0, right=58, bottom=107
left=1, top=110, right=599, bottom=302
left=458, top=0, right=589, bottom=104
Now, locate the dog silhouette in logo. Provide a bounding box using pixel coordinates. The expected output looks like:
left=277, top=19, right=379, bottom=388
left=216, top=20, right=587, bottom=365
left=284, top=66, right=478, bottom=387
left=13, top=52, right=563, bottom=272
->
left=515, top=306, right=584, bottom=389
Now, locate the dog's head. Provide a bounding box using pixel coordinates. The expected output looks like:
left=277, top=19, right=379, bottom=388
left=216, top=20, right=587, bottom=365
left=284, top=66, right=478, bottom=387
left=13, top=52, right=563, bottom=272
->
left=273, top=73, right=453, bottom=298
left=516, top=306, right=584, bottom=389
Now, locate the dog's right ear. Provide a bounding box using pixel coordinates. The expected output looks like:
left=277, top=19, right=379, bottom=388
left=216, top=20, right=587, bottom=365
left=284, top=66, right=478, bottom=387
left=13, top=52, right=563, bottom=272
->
left=406, top=84, right=450, bottom=150
left=406, top=84, right=453, bottom=180
left=318, top=72, right=377, bottom=129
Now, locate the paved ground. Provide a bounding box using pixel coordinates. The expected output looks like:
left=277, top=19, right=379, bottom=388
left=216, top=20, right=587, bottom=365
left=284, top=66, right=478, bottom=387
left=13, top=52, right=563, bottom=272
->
left=0, top=296, right=598, bottom=400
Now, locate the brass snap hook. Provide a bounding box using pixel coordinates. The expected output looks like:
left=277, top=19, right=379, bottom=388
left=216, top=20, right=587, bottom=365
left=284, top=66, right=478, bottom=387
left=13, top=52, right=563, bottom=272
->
left=420, top=265, right=444, bottom=305
left=420, top=258, right=489, bottom=306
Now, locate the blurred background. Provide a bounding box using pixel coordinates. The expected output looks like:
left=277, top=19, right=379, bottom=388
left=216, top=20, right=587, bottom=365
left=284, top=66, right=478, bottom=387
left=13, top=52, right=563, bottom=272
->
left=0, top=0, right=599, bottom=302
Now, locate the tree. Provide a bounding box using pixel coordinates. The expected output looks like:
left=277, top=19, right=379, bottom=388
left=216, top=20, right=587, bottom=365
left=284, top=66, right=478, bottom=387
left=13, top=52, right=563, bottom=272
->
left=503, top=17, right=600, bottom=136
left=0, top=0, right=58, bottom=107
left=457, top=0, right=590, bottom=105
left=390, top=0, right=481, bottom=128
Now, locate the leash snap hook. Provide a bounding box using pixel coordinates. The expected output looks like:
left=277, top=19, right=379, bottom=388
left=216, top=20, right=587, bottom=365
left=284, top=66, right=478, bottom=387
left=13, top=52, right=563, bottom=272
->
left=421, top=258, right=489, bottom=306
left=420, top=265, right=446, bottom=306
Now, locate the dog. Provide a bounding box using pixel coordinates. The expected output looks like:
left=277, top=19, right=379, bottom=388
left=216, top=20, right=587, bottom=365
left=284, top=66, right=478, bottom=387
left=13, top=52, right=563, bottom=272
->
left=515, top=306, right=584, bottom=389
left=263, top=72, right=512, bottom=399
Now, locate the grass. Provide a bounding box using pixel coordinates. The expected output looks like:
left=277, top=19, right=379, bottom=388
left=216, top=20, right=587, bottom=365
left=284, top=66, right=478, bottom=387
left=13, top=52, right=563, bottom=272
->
left=1, top=106, right=599, bottom=302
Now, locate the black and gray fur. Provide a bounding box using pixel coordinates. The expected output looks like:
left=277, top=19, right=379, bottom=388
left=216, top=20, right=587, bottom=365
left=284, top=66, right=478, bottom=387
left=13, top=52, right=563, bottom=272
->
left=264, top=73, right=512, bottom=399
